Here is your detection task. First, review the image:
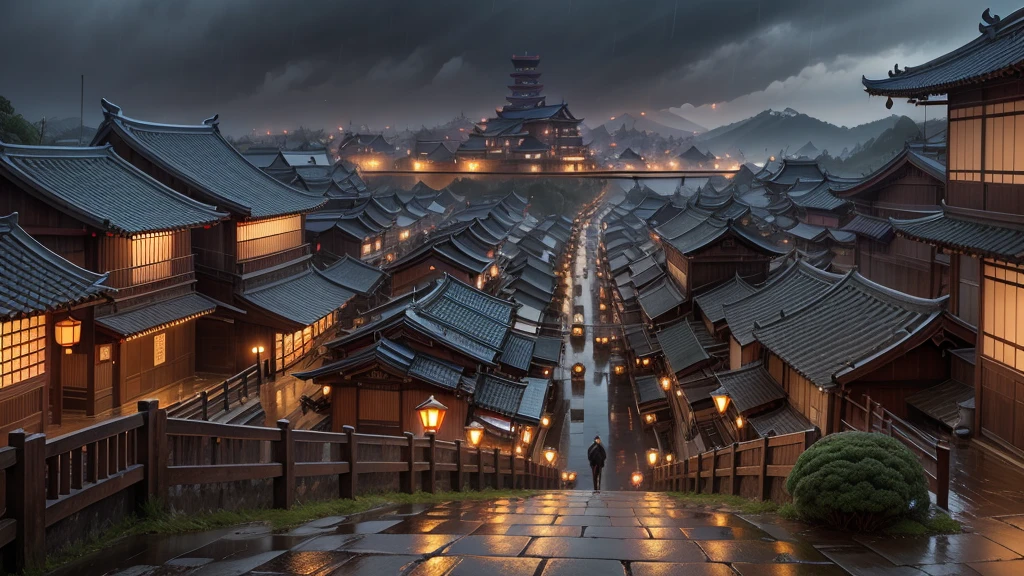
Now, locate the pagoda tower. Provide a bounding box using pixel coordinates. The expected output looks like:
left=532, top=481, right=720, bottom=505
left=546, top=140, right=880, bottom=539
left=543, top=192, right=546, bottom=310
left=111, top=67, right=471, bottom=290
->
left=505, top=54, right=545, bottom=110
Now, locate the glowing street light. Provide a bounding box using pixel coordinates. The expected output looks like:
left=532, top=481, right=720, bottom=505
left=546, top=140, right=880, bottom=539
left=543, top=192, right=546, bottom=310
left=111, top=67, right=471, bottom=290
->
left=631, top=471, right=644, bottom=488
left=54, top=316, right=82, bottom=354
left=415, top=396, right=448, bottom=435
left=735, top=415, right=745, bottom=429
left=665, top=453, right=674, bottom=464
left=712, top=392, right=731, bottom=414
left=647, top=448, right=659, bottom=467
left=543, top=447, right=557, bottom=465
left=521, top=426, right=533, bottom=445
left=465, top=422, right=484, bottom=447
left=540, top=414, right=551, bottom=428
left=660, top=377, right=671, bottom=391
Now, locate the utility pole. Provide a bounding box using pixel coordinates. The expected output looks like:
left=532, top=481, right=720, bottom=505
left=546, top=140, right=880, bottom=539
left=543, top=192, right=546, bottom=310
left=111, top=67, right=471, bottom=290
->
left=39, top=117, right=46, bottom=145
left=79, top=75, right=84, bottom=145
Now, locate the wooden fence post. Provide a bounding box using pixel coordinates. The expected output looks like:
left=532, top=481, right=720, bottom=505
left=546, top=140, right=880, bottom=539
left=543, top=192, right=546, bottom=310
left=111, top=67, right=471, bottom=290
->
left=426, top=433, right=437, bottom=494
left=453, top=439, right=464, bottom=492
left=200, top=390, right=208, bottom=421
left=475, top=447, right=485, bottom=491
left=710, top=448, right=718, bottom=494
left=402, top=432, right=416, bottom=494
left=136, top=400, right=160, bottom=506
left=511, top=454, right=519, bottom=490
left=695, top=452, right=702, bottom=494
left=341, top=425, right=357, bottom=499
left=493, top=448, right=502, bottom=489
left=222, top=380, right=230, bottom=413
left=6, top=431, right=45, bottom=573
left=864, top=394, right=873, bottom=432
left=936, top=441, right=950, bottom=510
left=730, top=442, right=739, bottom=496
left=682, top=458, right=689, bottom=492
left=758, top=436, right=770, bottom=502
left=273, top=419, right=294, bottom=509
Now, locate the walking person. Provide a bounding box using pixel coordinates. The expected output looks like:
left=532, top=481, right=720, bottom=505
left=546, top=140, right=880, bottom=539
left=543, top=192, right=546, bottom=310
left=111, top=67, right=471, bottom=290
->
left=587, top=435, right=607, bottom=491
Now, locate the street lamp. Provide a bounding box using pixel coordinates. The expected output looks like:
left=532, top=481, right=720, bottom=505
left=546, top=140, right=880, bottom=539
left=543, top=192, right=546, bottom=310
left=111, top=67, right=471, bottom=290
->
left=735, top=415, right=745, bottom=429
left=465, top=422, right=484, bottom=447
left=543, top=447, right=557, bottom=465
left=665, top=453, right=674, bottom=464
left=415, top=396, right=448, bottom=435
left=660, top=376, right=671, bottom=391
left=54, top=316, right=82, bottom=354
left=647, top=448, right=659, bottom=467
left=631, top=471, right=644, bottom=488
left=540, top=414, right=551, bottom=428
left=712, top=391, right=731, bottom=414
left=515, top=444, right=524, bottom=456
left=521, top=426, right=533, bottom=445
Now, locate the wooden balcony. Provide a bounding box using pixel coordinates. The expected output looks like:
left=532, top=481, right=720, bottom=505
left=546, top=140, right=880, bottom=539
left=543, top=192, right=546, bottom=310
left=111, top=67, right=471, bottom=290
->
left=104, top=255, right=196, bottom=300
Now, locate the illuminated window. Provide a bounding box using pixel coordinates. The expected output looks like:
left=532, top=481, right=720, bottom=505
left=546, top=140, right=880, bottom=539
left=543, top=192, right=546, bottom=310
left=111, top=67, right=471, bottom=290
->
left=374, top=238, right=382, bottom=251
left=0, top=315, right=45, bottom=387
left=982, top=100, right=1024, bottom=184
left=98, top=344, right=112, bottom=362
left=361, top=243, right=372, bottom=256
left=275, top=311, right=336, bottom=370
left=982, top=259, right=1024, bottom=370
left=131, top=231, right=172, bottom=285
left=948, top=106, right=982, bottom=182
left=237, top=215, right=302, bottom=261
left=476, top=275, right=485, bottom=290
left=399, top=229, right=411, bottom=241
left=153, top=333, right=166, bottom=366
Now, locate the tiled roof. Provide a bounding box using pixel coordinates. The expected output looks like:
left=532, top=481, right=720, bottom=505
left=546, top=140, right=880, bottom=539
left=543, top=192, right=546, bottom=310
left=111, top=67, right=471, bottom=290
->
left=532, top=335, right=563, bottom=364
left=862, top=8, right=1024, bottom=97
left=789, top=181, right=849, bottom=212
left=474, top=374, right=526, bottom=417
left=518, top=377, right=548, bottom=422
left=753, top=272, right=949, bottom=387
left=693, top=275, right=757, bottom=324
left=241, top=269, right=355, bottom=327
left=766, top=160, right=824, bottom=186
left=624, top=324, right=661, bottom=357
left=631, top=263, right=665, bottom=289
left=497, top=104, right=570, bottom=120
left=634, top=375, right=665, bottom=406
left=841, top=214, right=896, bottom=243
left=891, top=208, right=1024, bottom=263
left=294, top=338, right=464, bottom=391
left=786, top=222, right=856, bottom=244
left=95, top=100, right=325, bottom=218
left=320, top=256, right=387, bottom=295
left=0, top=213, right=109, bottom=319
left=711, top=364, right=785, bottom=413
left=0, top=143, right=227, bottom=234
left=500, top=332, right=537, bottom=372
left=748, top=404, right=814, bottom=437
left=834, top=148, right=946, bottom=199
left=657, top=321, right=712, bottom=376
left=723, top=260, right=842, bottom=346
left=96, top=292, right=218, bottom=337
left=654, top=208, right=712, bottom=240
left=905, top=379, right=975, bottom=428
left=638, top=276, right=686, bottom=321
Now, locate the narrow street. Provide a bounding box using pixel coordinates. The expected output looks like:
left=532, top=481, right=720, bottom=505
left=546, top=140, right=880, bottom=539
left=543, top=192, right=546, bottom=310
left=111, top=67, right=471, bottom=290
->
left=559, top=211, right=649, bottom=491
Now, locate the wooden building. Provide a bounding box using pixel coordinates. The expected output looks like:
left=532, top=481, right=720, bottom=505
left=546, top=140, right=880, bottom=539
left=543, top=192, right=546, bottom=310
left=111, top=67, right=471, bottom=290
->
left=0, top=213, right=110, bottom=437
left=0, top=142, right=229, bottom=416
left=386, top=228, right=499, bottom=296
left=92, top=100, right=356, bottom=376
left=836, top=147, right=952, bottom=304
left=863, top=7, right=1024, bottom=454
left=753, top=272, right=974, bottom=431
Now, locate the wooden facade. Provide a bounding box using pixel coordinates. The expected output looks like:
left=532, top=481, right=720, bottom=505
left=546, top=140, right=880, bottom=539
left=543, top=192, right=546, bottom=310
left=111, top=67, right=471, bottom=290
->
left=390, top=255, right=478, bottom=297
left=663, top=231, right=774, bottom=297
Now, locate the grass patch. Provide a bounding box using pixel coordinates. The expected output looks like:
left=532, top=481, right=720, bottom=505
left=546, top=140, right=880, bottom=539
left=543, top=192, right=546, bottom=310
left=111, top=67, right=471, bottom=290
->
left=885, top=511, right=962, bottom=536
left=777, top=503, right=800, bottom=521
left=43, top=489, right=536, bottom=574
left=665, top=492, right=780, bottom=514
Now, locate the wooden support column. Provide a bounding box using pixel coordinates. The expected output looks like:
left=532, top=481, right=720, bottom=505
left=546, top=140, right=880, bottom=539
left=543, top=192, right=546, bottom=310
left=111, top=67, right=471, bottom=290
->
left=695, top=452, right=702, bottom=494
left=136, top=399, right=160, bottom=506
left=6, top=431, right=45, bottom=573
left=493, top=448, right=502, bottom=489
left=730, top=443, right=739, bottom=496
left=511, top=454, right=518, bottom=490
left=272, top=419, right=294, bottom=509
left=476, top=447, right=485, bottom=491
left=758, top=436, right=770, bottom=502
left=452, top=439, right=464, bottom=492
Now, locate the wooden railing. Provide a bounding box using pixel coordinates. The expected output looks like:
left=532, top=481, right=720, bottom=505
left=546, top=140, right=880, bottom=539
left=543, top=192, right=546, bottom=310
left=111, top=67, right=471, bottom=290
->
left=165, top=364, right=262, bottom=421
left=0, top=400, right=560, bottom=572
left=104, top=254, right=196, bottom=300
left=194, top=244, right=310, bottom=277
left=841, top=393, right=950, bottom=509
left=652, top=429, right=818, bottom=501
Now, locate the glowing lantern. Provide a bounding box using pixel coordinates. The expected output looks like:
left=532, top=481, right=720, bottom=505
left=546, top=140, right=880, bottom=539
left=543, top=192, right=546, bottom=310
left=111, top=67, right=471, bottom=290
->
left=561, top=471, right=569, bottom=481
left=631, top=471, right=644, bottom=487
left=543, top=447, right=557, bottom=465
left=712, top=392, right=731, bottom=414
left=641, top=358, right=651, bottom=367
left=660, top=377, right=671, bottom=391
left=614, top=365, right=625, bottom=375
left=54, top=316, right=82, bottom=354
left=665, top=453, right=674, bottom=464
left=568, top=471, right=577, bottom=481
left=540, top=414, right=551, bottom=428
left=515, top=444, right=524, bottom=455
left=735, top=416, right=745, bottom=429
left=415, top=396, right=448, bottom=434
left=521, top=426, right=533, bottom=445
left=321, top=385, right=332, bottom=396
left=647, top=448, right=659, bottom=466
left=490, top=264, right=500, bottom=277
left=572, top=363, right=585, bottom=376
left=543, top=368, right=551, bottom=377
left=465, top=422, right=484, bottom=447
left=644, top=413, right=656, bottom=424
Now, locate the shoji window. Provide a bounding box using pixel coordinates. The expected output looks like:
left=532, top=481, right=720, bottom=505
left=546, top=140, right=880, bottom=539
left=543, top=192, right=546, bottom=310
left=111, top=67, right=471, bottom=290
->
left=237, top=215, right=302, bottom=261
left=0, top=315, right=46, bottom=387
left=949, top=106, right=982, bottom=182
left=982, top=259, right=1024, bottom=370
left=131, top=232, right=173, bottom=285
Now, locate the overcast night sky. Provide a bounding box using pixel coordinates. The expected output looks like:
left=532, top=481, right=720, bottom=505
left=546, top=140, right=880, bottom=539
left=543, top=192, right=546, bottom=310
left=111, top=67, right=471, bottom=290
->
left=1, top=0, right=1019, bottom=136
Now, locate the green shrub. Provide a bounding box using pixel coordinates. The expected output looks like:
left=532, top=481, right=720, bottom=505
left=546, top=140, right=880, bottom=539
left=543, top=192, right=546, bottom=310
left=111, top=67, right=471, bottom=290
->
left=785, top=431, right=930, bottom=532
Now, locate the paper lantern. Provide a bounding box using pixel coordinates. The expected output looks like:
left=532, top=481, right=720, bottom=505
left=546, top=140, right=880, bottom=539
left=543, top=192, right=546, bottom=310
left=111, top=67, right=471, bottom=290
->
left=415, top=396, right=448, bottom=434
left=465, top=422, right=484, bottom=447
left=54, top=316, right=82, bottom=351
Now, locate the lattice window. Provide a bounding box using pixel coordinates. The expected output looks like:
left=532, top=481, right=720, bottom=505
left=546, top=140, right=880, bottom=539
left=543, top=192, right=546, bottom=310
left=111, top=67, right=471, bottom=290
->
left=236, top=215, right=302, bottom=261
left=131, top=232, right=172, bottom=285
left=1, top=315, right=46, bottom=387
left=982, top=259, right=1024, bottom=370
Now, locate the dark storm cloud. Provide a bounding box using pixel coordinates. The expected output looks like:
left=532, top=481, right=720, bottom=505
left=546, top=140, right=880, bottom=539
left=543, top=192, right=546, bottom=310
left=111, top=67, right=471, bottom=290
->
left=0, top=0, right=1015, bottom=134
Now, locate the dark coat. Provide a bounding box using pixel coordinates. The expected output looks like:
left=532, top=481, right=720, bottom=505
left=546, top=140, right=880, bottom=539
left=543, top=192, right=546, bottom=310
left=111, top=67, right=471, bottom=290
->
left=587, top=442, right=607, bottom=467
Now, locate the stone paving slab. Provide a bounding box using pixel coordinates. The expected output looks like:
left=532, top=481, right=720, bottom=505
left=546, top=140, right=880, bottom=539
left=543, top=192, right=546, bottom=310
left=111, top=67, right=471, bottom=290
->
left=580, top=526, right=649, bottom=538
left=965, top=517, right=1024, bottom=555
left=524, top=536, right=708, bottom=562
left=442, top=535, right=532, bottom=557
left=339, top=533, right=461, bottom=555
left=815, top=544, right=928, bottom=575
left=969, top=558, right=1024, bottom=575
left=630, top=562, right=738, bottom=576
left=249, top=550, right=348, bottom=574
left=731, top=563, right=851, bottom=575
left=696, top=540, right=830, bottom=564
left=856, top=533, right=1022, bottom=565
left=539, top=558, right=626, bottom=575
left=322, top=554, right=420, bottom=575
left=410, top=555, right=542, bottom=575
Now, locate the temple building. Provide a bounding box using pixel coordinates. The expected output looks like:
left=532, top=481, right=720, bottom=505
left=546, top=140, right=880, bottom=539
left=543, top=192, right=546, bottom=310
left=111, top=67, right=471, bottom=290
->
left=457, top=55, right=589, bottom=172
left=863, top=7, right=1024, bottom=454
left=0, top=142, right=228, bottom=418
left=0, top=213, right=110, bottom=437
left=92, top=100, right=355, bottom=376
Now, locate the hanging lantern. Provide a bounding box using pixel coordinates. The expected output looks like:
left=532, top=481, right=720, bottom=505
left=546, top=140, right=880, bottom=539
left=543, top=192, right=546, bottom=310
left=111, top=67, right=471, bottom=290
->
left=54, top=316, right=82, bottom=354
left=561, top=471, right=569, bottom=481
left=540, top=414, right=551, bottom=428
left=415, top=396, right=448, bottom=434
left=631, top=471, right=644, bottom=487
left=321, top=385, right=332, bottom=396
left=567, top=471, right=577, bottom=482
left=641, top=358, right=651, bottom=367
left=712, top=392, right=731, bottom=415
left=465, top=422, right=484, bottom=447
left=614, top=365, right=625, bottom=375
left=660, top=377, right=671, bottom=391
left=644, top=413, right=656, bottom=424
left=521, top=426, right=533, bottom=445
left=735, top=415, right=745, bottom=429
left=572, top=363, right=586, bottom=376
left=515, top=444, right=524, bottom=455
left=665, top=453, right=674, bottom=464
left=647, top=448, right=659, bottom=466
left=543, top=447, right=557, bottom=464
left=490, top=264, right=500, bottom=278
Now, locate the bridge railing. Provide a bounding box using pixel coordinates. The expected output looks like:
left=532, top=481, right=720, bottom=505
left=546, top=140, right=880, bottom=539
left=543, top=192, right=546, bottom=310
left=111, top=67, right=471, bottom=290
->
left=0, top=400, right=559, bottom=572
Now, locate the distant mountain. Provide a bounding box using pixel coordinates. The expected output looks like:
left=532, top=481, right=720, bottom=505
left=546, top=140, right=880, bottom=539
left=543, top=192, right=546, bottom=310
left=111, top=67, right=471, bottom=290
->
left=695, top=108, right=902, bottom=158
left=35, top=117, right=96, bottom=145
left=600, top=112, right=706, bottom=139
left=820, top=116, right=923, bottom=176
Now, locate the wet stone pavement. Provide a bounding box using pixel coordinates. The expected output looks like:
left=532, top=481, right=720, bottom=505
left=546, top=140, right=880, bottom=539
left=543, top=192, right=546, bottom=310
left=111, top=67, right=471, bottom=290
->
left=76, top=491, right=856, bottom=576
